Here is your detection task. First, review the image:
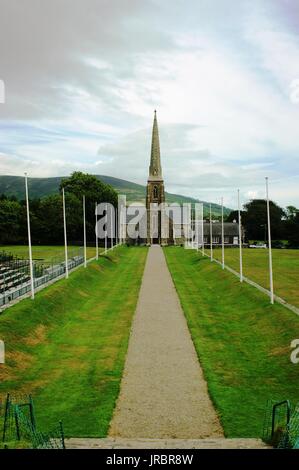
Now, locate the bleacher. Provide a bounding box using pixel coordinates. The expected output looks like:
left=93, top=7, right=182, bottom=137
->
left=0, top=249, right=84, bottom=308
left=0, top=250, right=31, bottom=298
left=0, top=265, right=30, bottom=295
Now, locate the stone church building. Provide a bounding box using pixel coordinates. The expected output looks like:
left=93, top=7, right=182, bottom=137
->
left=126, top=111, right=239, bottom=247
left=146, top=110, right=173, bottom=245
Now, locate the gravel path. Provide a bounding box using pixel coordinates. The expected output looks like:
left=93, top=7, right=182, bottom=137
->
left=67, top=438, right=270, bottom=449
left=109, top=246, right=223, bottom=439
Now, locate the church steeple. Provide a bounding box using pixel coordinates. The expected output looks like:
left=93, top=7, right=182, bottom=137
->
left=148, top=110, right=163, bottom=181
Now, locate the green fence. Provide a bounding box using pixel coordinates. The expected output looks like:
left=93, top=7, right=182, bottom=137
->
left=1, top=393, right=65, bottom=449
left=263, top=399, right=299, bottom=448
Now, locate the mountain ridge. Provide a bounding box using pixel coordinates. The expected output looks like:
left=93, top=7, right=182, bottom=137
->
left=0, top=175, right=232, bottom=216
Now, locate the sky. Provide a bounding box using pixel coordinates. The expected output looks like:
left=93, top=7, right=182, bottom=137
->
left=0, top=0, right=299, bottom=209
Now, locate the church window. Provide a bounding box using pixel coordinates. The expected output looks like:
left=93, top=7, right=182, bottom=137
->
left=153, top=186, right=158, bottom=199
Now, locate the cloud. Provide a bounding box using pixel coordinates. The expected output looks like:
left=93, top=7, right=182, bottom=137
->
left=0, top=0, right=299, bottom=208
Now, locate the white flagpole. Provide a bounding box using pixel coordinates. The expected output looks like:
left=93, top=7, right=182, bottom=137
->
left=196, top=211, right=199, bottom=252
left=118, top=204, right=121, bottom=246
left=105, top=203, right=108, bottom=253
left=95, top=201, right=99, bottom=260
left=192, top=205, right=194, bottom=249
left=221, top=197, right=225, bottom=269
left=210, top=203, right=213, bottom=261
left=111, top=205, right=114, bottom=250
left=62, top=188, right=69, bottom=279
left=202, top=205, right=204, bottom=257
left=115, top=209, right=118, bottom=246
left=266, top=177, right=274, bottom=304
left=238, top=189, right=243, bottom=282
left=24, top=173, right=34, bottom=299
left=83, top=195, right=87, bottom=267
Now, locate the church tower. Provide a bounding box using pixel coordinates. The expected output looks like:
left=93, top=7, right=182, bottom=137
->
left=146, top=110, right=166, bottom=244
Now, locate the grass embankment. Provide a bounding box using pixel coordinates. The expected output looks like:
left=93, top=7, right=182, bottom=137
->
left=164, top=246, right=299, bottom=438
left=0, top=245, right=98, bottom=265
left=0, top=246, right=147, bottom=438
left=212, top=247, right=299, bottom=308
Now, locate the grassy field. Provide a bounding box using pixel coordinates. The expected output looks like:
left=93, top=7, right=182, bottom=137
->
left=210, top=247, right=299, bottom=308
left=0, top=245, right=98, bottom=265
left=0, top=245, right=147, bottom=439
left=164, top=246, right=299, bottom=438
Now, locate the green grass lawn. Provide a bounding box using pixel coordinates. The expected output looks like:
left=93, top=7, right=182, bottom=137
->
left=164, top=246, right=299, bottom=438
left=210, top=247, right=299, bottom=308
left=0, top=245, right=98, bottom=265
left=0, top=245, right=147, bottom=439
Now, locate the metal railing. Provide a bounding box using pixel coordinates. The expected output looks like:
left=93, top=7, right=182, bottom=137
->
left=0, top=255, right=84, bottom=308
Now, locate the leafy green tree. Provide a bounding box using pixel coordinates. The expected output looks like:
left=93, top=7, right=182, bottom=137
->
left=243, top=199, right=285, bottom=241
left=283, top=205, right=299, bottom=248
left=0, top=197, right=22, bottom=244
left=285, top=206, right=298, bottom=221
left=226, top=210, right=245, bottom=223
left=60, top=172, right=118, bottom=206
left=60, top=172, right=118, bottom=243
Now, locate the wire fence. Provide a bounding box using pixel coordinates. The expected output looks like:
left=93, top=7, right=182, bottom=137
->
left=1, top=393, right=65, bottom=449
left=263, top=399, right=299, bottom=448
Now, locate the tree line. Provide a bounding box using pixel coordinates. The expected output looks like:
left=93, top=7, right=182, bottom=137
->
left=0, top=172, right=298, bottom=248
left=226, top=199, right=299, bottom=247
left=0, top=172, right=118, bottom=246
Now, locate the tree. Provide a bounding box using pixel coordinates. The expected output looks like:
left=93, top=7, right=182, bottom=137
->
left=0, top=197, right=22, bottom=244
left=242, top=199, right=285, bottom=241
left=60, top=172, right=118, bottom=243
left=60, top=172, right=118, bottom=206
left=285, top=206, right=298, bottom=221
left=283, top=205, right=299, bottom=248
left=226, top=210, right=245, bottom=223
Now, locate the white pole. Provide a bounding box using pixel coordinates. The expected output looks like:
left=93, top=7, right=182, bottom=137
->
left=83, top=195, right=87, bottom=267
left=117, top=207, right=123, bottom=245
left=192, top=205, right=195, bottom=249
left=210, top=203, right=213, bottom=261
left=115, top=209, right=118, bottom=246
left=221, top=197, right=225, bottom=269
left=111, top=205, right=114, bottom=250
left=24, top=173, right=34, bottom=299
left=105, top=204, right=108, bottom=254
left=196, top=212, right=199, bottom=252
left=62, top=188, right=69, bottom=279
left=202, top=205, right=204, bottom=257
left=266, top=177, right=274, bottom=304
left=95, top=201, right=99, bottom=260
left=238, top=189, right=243, bottom=282
left=105, top=203, right=108, bottom=253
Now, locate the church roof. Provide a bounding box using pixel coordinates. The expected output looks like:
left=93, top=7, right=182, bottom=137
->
left=148, top=110, right=163, bottom=182
left=203, top=222, right=239, bottom=236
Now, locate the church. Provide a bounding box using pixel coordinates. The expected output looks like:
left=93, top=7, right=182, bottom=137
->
left=146, top=110, right=173, bottom=245
left=126, top=111, right=239, bottom=247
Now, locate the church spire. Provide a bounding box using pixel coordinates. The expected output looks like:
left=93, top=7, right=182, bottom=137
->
left=148, top=110, right=163, bottom=180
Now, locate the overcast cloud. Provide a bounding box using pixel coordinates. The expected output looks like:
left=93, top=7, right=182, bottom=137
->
left=0, top=0, right=299, bottom=208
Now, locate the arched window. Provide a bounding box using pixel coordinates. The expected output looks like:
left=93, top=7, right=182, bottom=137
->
left=153, top=185, right=158, bottom=199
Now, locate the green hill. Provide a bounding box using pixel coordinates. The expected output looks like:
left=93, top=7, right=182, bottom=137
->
left=0, top=175, right=231, bottom=216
